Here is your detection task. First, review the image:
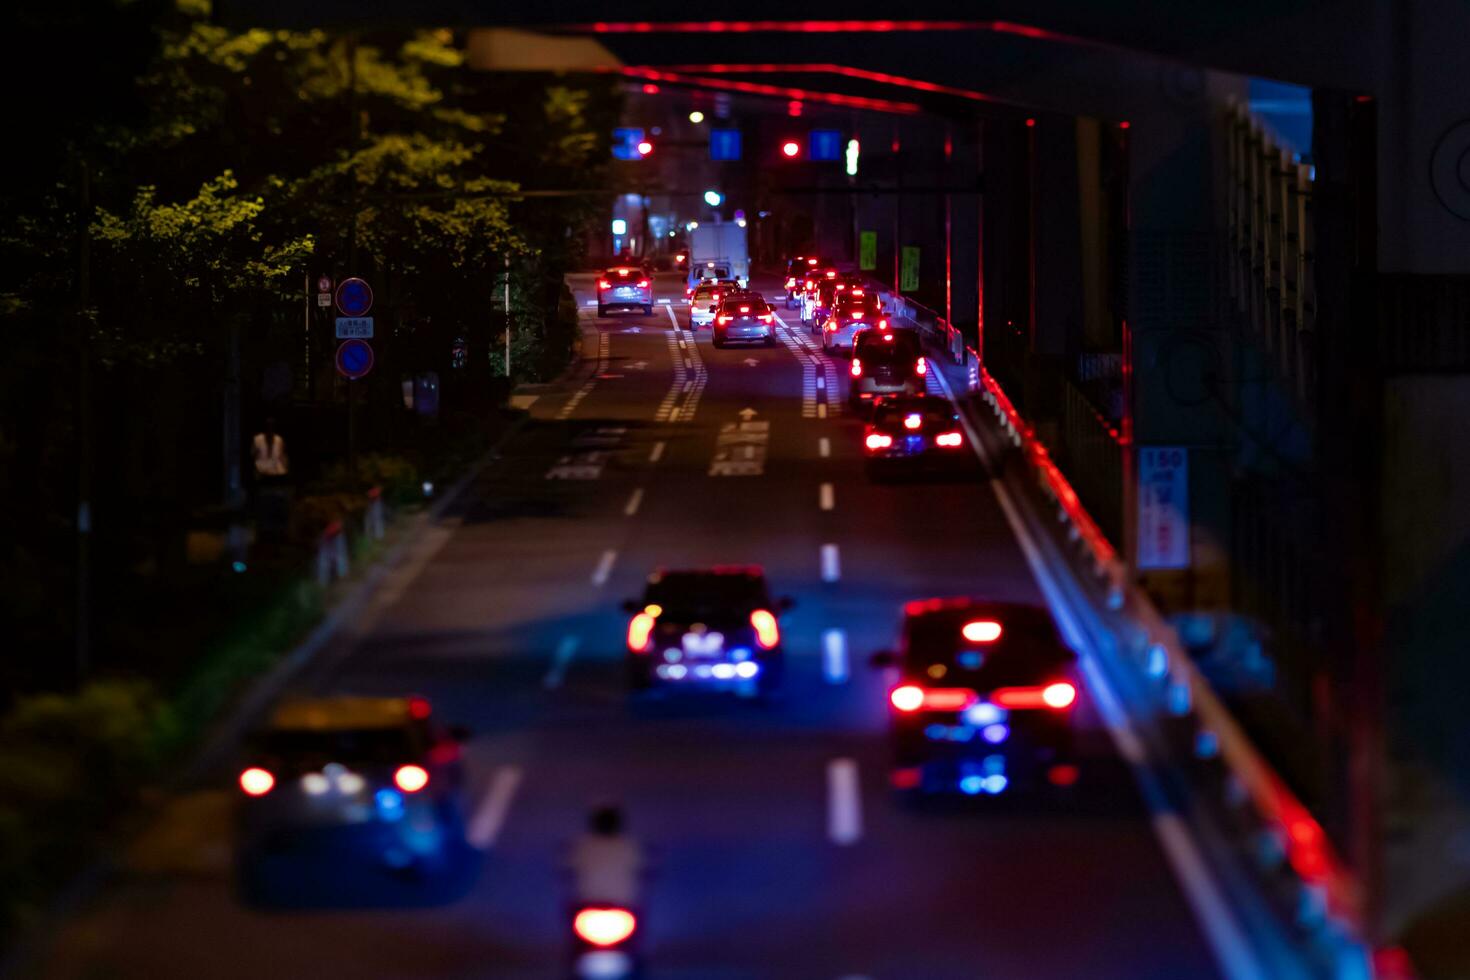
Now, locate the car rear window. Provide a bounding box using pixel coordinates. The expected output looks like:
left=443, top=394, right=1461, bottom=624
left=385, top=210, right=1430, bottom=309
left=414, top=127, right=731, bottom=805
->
left=874, top=401, right=953, bottom=426
left=854, top=330, right=920, bottom=362
left=606, top=268, right=641, bottom=282
left=694, top=285, right=718, bottom=299
left=723, top=299, right=769, bottom=314
left=644, top=572, right=768, bottom=618
left=835, top=294, right=882, bottom=316
left=255, top=727, right=420, bottom=770
left=904, top=613, right=1070, bottom=686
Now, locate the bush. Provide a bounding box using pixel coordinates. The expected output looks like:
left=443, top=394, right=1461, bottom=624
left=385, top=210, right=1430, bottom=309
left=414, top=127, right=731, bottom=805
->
left=315, top=453, right=421, bottom=507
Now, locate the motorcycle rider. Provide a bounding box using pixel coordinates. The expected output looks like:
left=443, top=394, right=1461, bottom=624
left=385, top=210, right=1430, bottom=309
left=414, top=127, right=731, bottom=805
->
left=566, top=804, right=646, bottom=908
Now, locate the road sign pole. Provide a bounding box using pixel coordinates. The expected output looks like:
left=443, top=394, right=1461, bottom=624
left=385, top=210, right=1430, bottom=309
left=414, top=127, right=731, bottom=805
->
left=347, top=378, right=356, bottom=480
left=504, top=253, right=511, bottom=379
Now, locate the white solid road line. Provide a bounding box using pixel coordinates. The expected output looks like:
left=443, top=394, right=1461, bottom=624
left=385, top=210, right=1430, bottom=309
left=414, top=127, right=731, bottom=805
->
left=591, top=549, right=617, bottom=587
left=543, top=635, right=580, bottom=689
left=826, top=758, right=862, bottom=845
left=819, top=437, right=831, bottom=458
left=927, top=353, right=1264, bottom=980
left=821, top=544, right=841, bottom=583
left=624, top=487, right=644, bottom=516
left=649, top=440, right=666, bottom=463
left=467, top=766, right=523, bottom=849
left=823, top=628, right=848, bottom=683
left=819, top=482, right=835, bottom=511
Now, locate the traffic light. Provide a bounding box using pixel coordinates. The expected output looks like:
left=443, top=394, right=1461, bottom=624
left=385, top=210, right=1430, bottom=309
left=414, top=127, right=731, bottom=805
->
left=781, top=140, right=801, bottom=159
left=704, top=189, right=724, bottom=206
left=636, top=140, right=654, bottom=157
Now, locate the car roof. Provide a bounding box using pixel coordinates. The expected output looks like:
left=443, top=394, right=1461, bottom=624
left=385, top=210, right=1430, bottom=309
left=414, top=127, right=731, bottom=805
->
left=873, top=394, right=953, bottom=412
left=266, top=695, right=422, bottom=731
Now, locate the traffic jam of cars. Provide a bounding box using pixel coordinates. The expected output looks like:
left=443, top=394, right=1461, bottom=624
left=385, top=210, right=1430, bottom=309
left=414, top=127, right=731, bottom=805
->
left=229, top=256, right=1084, bottom=978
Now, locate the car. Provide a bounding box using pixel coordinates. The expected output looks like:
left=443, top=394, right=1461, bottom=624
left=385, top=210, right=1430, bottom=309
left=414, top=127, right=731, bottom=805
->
left=872, top=599, right=1081, bottom=797
left=687, top=280, right=737, bottom=328
left=712, top=294, right=777, bottom=347
left=783, top=255, right=821, bottom=307
left=848, top=327, right=927, bottom=410
left=799, top=266, right=841, bottom=326
left=822, top=287, right=886, bottom=353
left=598, top=266, right=653, bottom=316
left=862, top=395, right=970, bottom=478
left=234, top=695, right=468, bottom=878
left=623, top=567, right=793, bottom=697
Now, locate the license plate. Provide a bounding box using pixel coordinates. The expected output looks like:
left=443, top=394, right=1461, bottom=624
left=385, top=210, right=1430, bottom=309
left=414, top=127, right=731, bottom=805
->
left=682, top=631, right=725, bottom=657
left=906, top=435, right=925, bottom=451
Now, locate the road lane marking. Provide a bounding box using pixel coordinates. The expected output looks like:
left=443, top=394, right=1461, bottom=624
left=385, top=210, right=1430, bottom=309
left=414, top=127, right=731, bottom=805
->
left=649, top=440, right=666, bottom=463
left=823, top=628, right=848, bottom=683
left=817, top=403, right=828, bottom=418
left=556, top=330, right=610, bottom=420
left=816, top=375, right=826, bottom=389
left=819, top=437, right=831, bottom=458
left=821, top=544, right=841, bottom=582
left=624, top=487, right=644, bottom=516
left=467, top=766, right=523, bottom=849
left=710, top=416, right=769, bottom=476
left=591, top=549, right=617, bottom=586
left=826, top=759, right=862, bottom=845
left=819, top=482, right=835, bottom=511
left=543, top=636, right=580, bottom=689
left=927, top=350, right=1264, bottom=980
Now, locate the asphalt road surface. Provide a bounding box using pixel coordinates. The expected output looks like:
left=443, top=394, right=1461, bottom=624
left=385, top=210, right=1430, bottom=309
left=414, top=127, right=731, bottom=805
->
left=31, top=272, right=1221, bottom=980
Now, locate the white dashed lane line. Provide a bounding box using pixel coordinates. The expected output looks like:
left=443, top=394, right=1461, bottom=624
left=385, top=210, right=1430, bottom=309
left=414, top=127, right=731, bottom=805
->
left=820, top=482, right=835, bottom=511
left=624, top=488, right=644, bottom=516
left=543, top=635, right=579, bottom=689
left=467, top=766, right=523, bottom=849
left=819, top=437, right=831, bottom=458
left=591, top=549, right=618, bottom=587
left=821, top=544, right=841, bottom=583
left=823, top=628, right=849, bottom=684
left=649, top=440, right=666, bottom=464
left=826, top=758, right=862, bottom=845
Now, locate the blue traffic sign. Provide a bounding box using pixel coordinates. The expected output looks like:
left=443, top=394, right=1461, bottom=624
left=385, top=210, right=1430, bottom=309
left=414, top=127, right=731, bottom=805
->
left=335, top=277, right=373, bottom=317
left=809, top=130, right=844, bottom=162
left=335, top=338, right=375, bottom=380
left=611, top=127, right=645, bottom=161
left=709, top=128, right=742, bottom=161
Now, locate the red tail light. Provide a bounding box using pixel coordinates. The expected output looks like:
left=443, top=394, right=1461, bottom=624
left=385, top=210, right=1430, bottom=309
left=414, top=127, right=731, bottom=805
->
left=936, top=431, right=963, bottom=447
left=759, top=314, right=773, bottom=323
left=850, top=311, right=865, bottom=320
left=865, top=432, right=893, bottom=451
left=637, top=279, right=649, bottom=288
left=627, top=611, right=657, bottom=652
left=676, top=253, right=686, bottom=262
left=825, top=270, right=837, bottom=278
left=407, top=696, right=432, bottom=719
left=574, top=908, right=637, bottom=947
left=825, top=322, right=837, bottom=332
left=878, top=318, right=888, bottom=329
left=850, top=358, right=863, bottom=377
left=991, top=682, right=1077, bottom=710
left=916, top=358, right=928, bottom=376
left=739, top=305, right=750, bottom=313
left=853, top=289, right=865, bottom=296
left=785, top=277, right=796, bottom=288
left=394, top=764, right=430, bottom=793
left=890, top=686, right=977, bottom=712
left=807, top=257, right=819, bottom=265
left=717, top=315, right=732, bottom=324
left=963, top=620, right=1002, bottom=642
left=904, top=413, right=923, bottom=430
left=597, top=280, right=610, bottom=290
left=239, top=767, right=275, bottom=796
left=750, top=609, right=779, bottom=649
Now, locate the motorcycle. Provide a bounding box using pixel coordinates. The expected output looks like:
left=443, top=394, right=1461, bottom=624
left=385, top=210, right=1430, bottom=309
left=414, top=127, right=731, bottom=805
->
left=570, top=904, right=639, bottom=979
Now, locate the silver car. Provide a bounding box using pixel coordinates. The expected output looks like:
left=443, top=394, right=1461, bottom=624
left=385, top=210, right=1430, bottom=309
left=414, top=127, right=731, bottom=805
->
left=687, top=280, right=737, bottom=327
left=822, top=291, right=887, bottom=354
left=598, top=266, right=653, bottom=316
left=713, top=295, right=777, bottom=348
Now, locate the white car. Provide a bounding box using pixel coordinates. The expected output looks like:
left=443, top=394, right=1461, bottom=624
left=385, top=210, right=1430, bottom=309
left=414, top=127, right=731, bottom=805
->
left=687, top=280, right=737, bottom=328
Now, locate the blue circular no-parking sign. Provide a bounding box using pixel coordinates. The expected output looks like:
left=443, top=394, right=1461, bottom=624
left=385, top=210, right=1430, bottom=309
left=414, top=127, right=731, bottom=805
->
left=335, top=277, right=373, bottom=317
left=335, top=339, right=375, bottom=380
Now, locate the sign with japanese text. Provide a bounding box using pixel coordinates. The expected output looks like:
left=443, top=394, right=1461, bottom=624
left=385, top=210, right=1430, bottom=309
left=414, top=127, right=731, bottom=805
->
left=859, top=231, right=877, bottom=271
left=1137, top=446, right=1190, bottom=569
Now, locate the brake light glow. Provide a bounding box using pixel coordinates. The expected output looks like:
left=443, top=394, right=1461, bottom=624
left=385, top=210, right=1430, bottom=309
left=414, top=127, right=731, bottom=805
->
left=962, top=620, right=1002, bottom=642
left=878, top=318, right=888, bottom=329
left=825, top=322, right=836, bottom=331
left=616, top=267, right=630, bottom=274
left=637, top=279, right=649, bottom=288
left=239, top=767, right=275, bottom=796
left=574, top=908, right=637, bottom=947
left=597, top=280, right=611, bottom=289
left=750, top=609, right=780, bottom=649
left=627, top=611, right=657, bottom=652
left=850, top=311, right=864, bottom=319
left=740, top=305, right=750, bottom=312
left=785, top=277, right=796, bottom=287
left=393, top=764, right=430, bottom=793
left=759, top=313, right=773, bottom=322
left=890, top=685, right=924, bottom=711
left=865, top=433, right=893, bottom=450
left=825, top=270, right=836, bottom=278
left=850, top=358, right=862, bottom=377
left=991, top=682, right=1077, bottom=710
left=936, top=431, right=963, bottom=447
left=807, top=257, right=818, bottom=264
left=883, top=333, right=894, bottom=342
left=408, top=696, right=432, bottom=719
left=904, top=413, right=922, bottom=430
left=717, top=315, right=732, bottom=324
left=916, top=358, right=927, bottom=375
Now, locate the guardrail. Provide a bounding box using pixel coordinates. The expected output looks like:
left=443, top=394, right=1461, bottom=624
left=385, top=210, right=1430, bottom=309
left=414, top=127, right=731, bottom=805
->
left=865, top=289, right=1388, bottom=974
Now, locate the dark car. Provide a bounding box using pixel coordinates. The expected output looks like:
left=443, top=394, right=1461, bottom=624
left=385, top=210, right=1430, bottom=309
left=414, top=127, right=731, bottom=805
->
left=713, top=294, right=777, bottom=347
left=849, top=327, right=927, bottom=409
left=862, top=395, right=970, bottom=478
left=598, top=266, right=653, bottom=316
left=234, top=695, right=468, bottom=878
left=799, top=266, right=840, bottom=325
left=624, top=567, right=792, bottom=697
left=822, top=287, right=886, bottom=353
left=873, top=599, right=1081, bottom=797
left=783, top=255, right=821, bottom=307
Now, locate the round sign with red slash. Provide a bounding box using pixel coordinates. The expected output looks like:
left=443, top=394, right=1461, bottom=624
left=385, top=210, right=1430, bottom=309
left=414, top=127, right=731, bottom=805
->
left=335, top=338, right=375, bottom=379
left=335, top=277, right=373, bottom=317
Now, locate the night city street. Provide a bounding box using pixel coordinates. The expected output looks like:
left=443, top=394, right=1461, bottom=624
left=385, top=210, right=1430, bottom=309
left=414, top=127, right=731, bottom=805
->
left=2, top=3, right=1469, bottom=979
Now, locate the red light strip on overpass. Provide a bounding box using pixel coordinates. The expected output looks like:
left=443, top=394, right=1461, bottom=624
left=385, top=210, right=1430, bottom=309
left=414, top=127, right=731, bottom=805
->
left=569, top=19, right=1108, bottom=49
left=657, top=64, right=1003, bottom=104
left=611, top=66, right=920, bottom=114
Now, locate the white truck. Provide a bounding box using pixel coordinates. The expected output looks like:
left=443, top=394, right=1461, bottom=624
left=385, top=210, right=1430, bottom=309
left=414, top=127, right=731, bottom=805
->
left=686, top=222, right=749, bottom=292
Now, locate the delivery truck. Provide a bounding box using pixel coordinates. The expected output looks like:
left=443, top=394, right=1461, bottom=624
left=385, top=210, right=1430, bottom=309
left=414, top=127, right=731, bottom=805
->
left=686, top=222, right=749, bottom=292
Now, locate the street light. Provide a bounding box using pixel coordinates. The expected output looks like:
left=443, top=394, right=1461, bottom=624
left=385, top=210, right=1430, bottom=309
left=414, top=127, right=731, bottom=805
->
left=845, top=138, right=860, bottom=176
left=703, top=189, right=723, bottom=207
left=688, top=110, right=705, bottom=124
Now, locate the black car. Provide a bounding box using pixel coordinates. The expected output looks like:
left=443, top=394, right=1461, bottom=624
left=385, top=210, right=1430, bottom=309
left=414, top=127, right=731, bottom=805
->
left=848, top=327, right=927, bottom=410
left=712, top=295, right=777, bottom=347
left=873, top=599, right=1080, bottom=796
left=234, top=695, right=468, bottom=880
left=624, top=567, right=792, bottom=696
left=862, top=395, right=970, bottom=478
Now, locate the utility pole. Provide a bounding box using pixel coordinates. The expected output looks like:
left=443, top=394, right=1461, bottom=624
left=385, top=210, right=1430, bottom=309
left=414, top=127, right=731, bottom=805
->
left=503, top=252, right=511, bottom=379
left=345, top=32, right=360, bottom=478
